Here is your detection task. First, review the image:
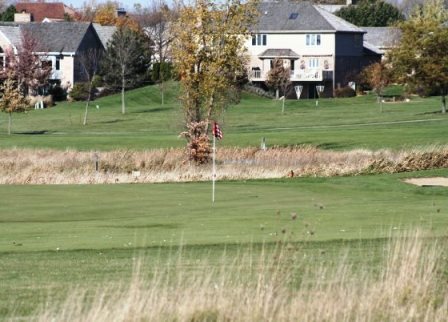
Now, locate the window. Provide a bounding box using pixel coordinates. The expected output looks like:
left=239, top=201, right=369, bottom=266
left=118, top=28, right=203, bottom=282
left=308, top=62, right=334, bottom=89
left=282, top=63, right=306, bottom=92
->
left=308, top=58, right=319, bottom=68
left=306, top=34, right=321, bottom=46
left=56, top=58, right=60, bottom=71
left=289, top=13, right=298, bottom=19
left=251, top=34, right=267, bottom=46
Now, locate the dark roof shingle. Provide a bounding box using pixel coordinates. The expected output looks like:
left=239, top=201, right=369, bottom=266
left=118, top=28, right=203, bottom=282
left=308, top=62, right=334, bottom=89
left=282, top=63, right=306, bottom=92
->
left=362, top=27, right=401, bottom=49
left=21, top=22, right=92, bottom=53
left=255, top=1, right=364, bottom=33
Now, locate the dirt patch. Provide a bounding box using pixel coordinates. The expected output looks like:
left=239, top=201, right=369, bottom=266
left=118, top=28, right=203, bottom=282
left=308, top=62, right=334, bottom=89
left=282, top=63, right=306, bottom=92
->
left=404, top=177, right=448, bottom=187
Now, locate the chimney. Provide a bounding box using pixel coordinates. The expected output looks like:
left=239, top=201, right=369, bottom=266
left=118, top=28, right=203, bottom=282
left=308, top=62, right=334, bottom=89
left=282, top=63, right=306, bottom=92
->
left=14, top=12, right=31, bottom=22
left=116, top=8, right=126, bottom=17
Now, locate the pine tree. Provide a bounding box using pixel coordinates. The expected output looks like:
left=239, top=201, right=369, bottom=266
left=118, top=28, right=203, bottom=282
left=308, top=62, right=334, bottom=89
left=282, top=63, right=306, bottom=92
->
left=101, top=27, right=151, bottom=114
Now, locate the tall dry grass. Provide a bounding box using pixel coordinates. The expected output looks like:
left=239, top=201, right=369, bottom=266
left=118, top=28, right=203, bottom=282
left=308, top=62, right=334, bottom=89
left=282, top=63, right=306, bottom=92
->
left=28, top=231, right=448, bottom=322
left=1, top=146, right=448, bottom=184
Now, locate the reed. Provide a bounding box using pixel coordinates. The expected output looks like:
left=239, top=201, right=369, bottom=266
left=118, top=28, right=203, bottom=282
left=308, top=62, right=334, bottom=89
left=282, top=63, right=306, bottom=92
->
left=29, top=231, right=448, bottom=322
left=1, top=146, right=448, bottom=184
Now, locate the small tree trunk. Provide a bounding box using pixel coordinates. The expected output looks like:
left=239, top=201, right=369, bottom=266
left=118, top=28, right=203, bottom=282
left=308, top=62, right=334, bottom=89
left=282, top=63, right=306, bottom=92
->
left=275, top=89, right=279, bottom=100
left=83, top=82, right=93, bottom=126
left=121, top=65, right=126, bottom=114
left=282, top=97, right=285, bottom=114
left=8, top=112, right=11, bottom=135
left=160, top=72, right=165, bottom=106
left=379, top=95, right=383, bottom=113
left=441, top=92, right=446, bottom=114
left=160, top=81, right=165, bottom=106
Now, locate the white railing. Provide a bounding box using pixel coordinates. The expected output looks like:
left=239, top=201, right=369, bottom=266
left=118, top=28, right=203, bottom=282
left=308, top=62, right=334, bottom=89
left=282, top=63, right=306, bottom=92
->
left=249, top=68, right=332, bottom=82
left=293, top=69, right=322, bottom=81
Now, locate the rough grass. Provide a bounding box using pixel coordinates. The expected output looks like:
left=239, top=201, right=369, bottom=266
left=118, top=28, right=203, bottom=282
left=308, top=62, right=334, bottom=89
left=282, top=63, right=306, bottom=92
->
left=24, top=231, right=448, bottom=322
left=2, top=145, right=448, bottom=184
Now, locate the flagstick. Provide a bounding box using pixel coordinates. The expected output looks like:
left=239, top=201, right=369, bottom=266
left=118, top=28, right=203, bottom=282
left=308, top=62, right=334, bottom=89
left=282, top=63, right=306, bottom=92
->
left=212, top=134, right=216, bottom=203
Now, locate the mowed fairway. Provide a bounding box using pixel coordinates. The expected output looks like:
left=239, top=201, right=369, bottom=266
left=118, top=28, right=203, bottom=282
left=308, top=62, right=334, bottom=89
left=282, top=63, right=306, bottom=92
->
left=2, top=169, right=448, bottom=253
left=0, top=82, right=448, bottom=150
left=1, top=169, right=448, bottom=317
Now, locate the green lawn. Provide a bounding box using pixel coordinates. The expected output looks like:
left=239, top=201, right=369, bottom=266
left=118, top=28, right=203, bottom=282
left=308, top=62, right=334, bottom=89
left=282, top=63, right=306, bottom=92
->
left=1, top=169, right=448, bottom=253
left=0, top=82, right=447, bottom=150
left=2, top=85, right=448, bottom=319
left=1, top=169, right=448, bottom=318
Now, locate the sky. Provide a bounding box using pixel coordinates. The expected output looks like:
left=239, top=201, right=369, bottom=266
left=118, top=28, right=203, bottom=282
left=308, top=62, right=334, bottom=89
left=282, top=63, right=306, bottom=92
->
left=63, top=0, right=148, bottom=11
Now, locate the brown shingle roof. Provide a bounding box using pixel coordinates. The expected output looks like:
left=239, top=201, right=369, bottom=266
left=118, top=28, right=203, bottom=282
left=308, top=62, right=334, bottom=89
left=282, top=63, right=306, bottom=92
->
left=15, top=2, right=66, bottom=22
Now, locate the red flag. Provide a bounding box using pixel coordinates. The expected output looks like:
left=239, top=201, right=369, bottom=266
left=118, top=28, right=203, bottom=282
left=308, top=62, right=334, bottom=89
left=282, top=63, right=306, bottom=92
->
left=212, top=121, right=223, bottom=140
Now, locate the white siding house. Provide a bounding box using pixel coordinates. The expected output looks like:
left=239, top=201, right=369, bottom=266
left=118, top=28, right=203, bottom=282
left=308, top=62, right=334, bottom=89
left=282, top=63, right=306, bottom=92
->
left=246, top=1, right=382, bottom=98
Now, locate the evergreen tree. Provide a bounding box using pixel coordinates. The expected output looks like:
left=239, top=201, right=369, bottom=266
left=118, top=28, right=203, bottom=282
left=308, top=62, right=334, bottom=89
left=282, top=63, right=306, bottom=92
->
left=336, top=0, right=404, bottom=26
left=1, top=5, right=16, bottom=22
left=101, top=27, right=151, bottom=114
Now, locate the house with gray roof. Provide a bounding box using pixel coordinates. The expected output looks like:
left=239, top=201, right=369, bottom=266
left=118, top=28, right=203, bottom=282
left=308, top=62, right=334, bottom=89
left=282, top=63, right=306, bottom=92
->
left=0, top=22, right=104, bottom=89
left=247, top=1, right=382, bottom=98
left=362, top=27, right=401, bottom=54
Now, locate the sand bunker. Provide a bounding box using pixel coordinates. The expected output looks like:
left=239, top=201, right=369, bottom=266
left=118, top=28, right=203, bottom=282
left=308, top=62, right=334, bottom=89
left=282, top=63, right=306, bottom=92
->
left=404, top=177, right=448, bottom=187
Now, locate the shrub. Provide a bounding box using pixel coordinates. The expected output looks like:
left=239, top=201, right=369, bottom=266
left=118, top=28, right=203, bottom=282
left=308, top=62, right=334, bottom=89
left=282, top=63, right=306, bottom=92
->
left=152, top=62, right=173, bottom=83
left=43, top=95, right=54, bottom=107
left=69, top=83, right=96, bottom=101
left=334, top=86, right=356, bottom=98
left=48, top=84, right=67, bottom=101
left=92, top=75, right=103, bottom=88
left=27, top=95, right=53, bottom=108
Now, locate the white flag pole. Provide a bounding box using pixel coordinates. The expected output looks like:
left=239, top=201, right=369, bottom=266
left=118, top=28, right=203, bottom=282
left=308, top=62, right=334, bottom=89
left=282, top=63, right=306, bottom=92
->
left=212, top=133, right=216, bottom=203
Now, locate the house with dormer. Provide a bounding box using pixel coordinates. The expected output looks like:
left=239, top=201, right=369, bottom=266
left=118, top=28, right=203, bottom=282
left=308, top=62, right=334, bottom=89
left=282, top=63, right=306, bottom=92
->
left=247, top=1, right=381, bottom=98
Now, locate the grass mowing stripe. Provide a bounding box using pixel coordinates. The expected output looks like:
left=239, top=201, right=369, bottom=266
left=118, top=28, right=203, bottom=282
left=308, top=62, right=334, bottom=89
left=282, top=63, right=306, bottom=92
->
left=1, top=169, right=447, bottom=254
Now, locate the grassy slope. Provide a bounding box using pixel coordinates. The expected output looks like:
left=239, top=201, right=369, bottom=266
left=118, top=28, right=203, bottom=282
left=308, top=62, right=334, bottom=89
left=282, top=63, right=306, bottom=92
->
left=1, top=85, right=448, bottom=318
left=1, top=169, right=448, bottom=317
left=0, top=82, right=447, bottom=150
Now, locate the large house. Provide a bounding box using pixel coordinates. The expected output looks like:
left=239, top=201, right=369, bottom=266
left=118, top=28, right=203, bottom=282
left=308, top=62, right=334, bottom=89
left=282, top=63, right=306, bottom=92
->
left=0, top=22, right=105, bottom=90
left=247, top=1, right=382, bottom=98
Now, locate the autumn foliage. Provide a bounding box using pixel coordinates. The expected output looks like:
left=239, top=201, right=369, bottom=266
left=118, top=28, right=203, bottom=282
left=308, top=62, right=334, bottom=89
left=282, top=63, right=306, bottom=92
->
left=172, top=0, right=258, bottom=163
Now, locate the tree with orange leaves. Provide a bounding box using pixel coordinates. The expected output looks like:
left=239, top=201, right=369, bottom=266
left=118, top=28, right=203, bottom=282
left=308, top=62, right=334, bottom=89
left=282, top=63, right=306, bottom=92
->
left=93, top=1, right=140, bottom=32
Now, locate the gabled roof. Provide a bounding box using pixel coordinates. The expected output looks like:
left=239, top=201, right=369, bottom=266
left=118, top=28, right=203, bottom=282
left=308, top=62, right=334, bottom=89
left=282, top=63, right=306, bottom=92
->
left=0, top=22, right=100, bottom=54
left=362, top=27, right=401, bottom=50
left=259, top=48, right=300, bottom=58
left=363, top=41, right=383, bottom=55
left=15, top=2, right=68, bottom=22
left=0, top=24, right=21, bottom=50
left=93, top=24, right=116, bottom=49
left=255, top=1, right=364, bottom=33
left=21, top=22, right=93, bottom=53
